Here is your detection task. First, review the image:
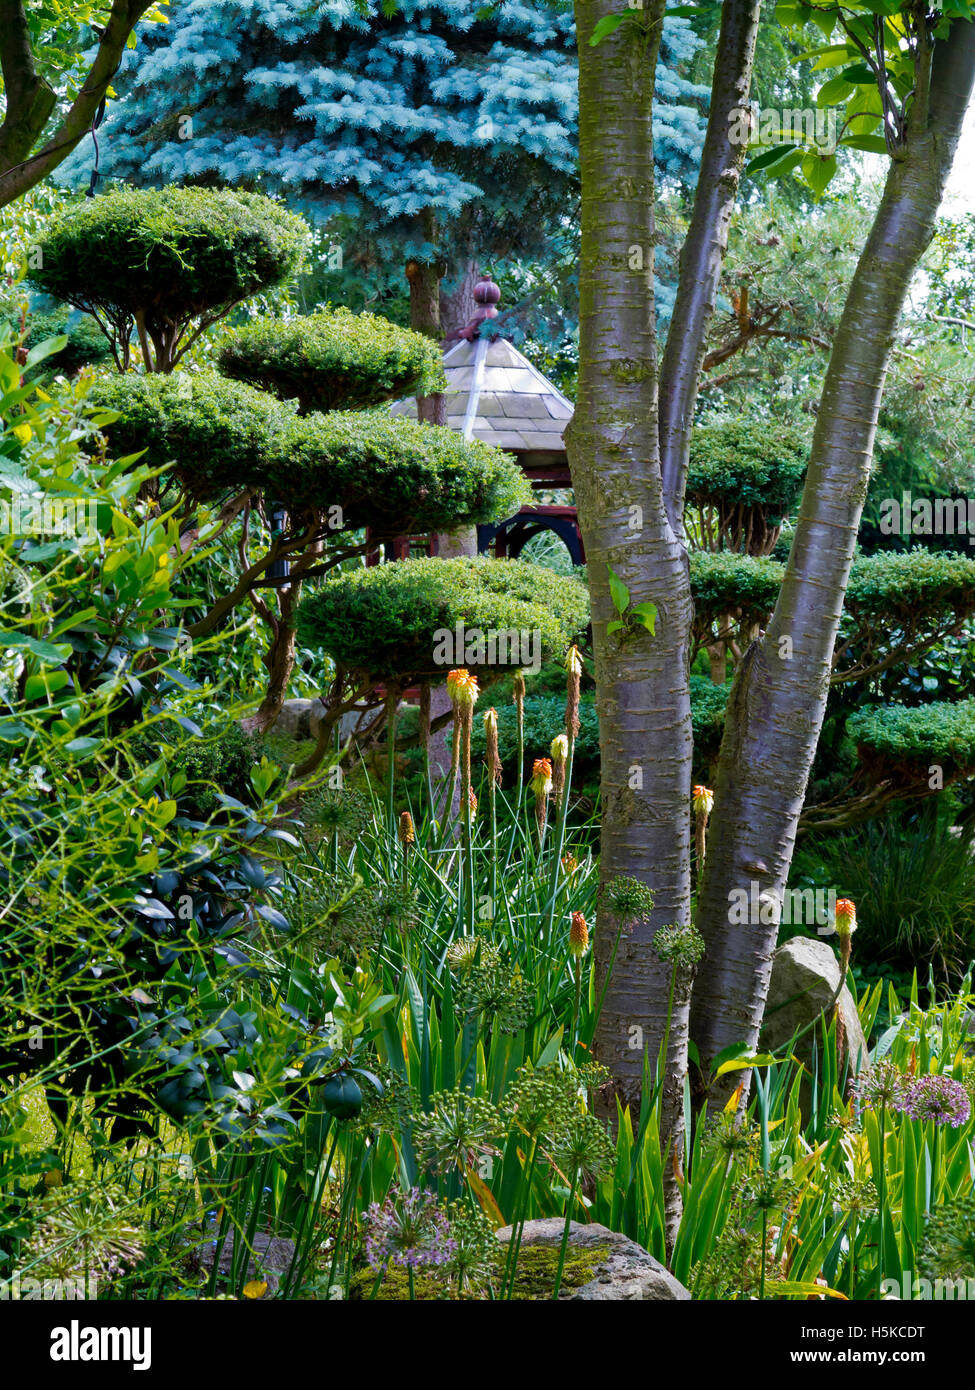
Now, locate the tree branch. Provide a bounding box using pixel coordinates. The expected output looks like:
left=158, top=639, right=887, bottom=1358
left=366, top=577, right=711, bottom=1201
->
left=0, top=0, right=155, bottom=208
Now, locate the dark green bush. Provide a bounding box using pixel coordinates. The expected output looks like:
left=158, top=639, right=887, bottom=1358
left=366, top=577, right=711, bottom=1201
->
left=467, top=676, right=729, bottom=786
left=89, top=370, right=292, bottom=497
left=847, top=698, right=975, bottom=775
left=29, top=187, right=309, bottom=369
left=686, top=419, right=808, bottom=514
left=790, top=815, right=975, bottom=977
left=218, top=308, right=445, bottom=413
left=296, top=557, right=590, bottom=680
left=90, top=372, right=529, bottom=525
left=130, top=725, right=267, bottom=819
left=23, top=307, right=114, bottom=376
left=282, top=410, right=530, bottom=527
left=470, top=694, right=601, bottom=783
left=689, top=550, right=784, bottom=635
left=689, top=674, right=730, bottom=764
left=845, top=549, right=975, bottom=629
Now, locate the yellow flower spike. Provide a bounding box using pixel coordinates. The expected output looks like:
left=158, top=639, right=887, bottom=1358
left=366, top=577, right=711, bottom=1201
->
left=692, top=785, right=714, bottom=817
left=569, top=910, right=590, bottom=958
left=398, top=811, right=415, bottom=845
left=565, top=646, right=583, bottom=677
left=446, top=667, right=479, bottom=708
left=834, top=898, right=857, bottom=938
left=530, top=757, right=553, bottom=797
left=550, top=733, right=569, bottom=765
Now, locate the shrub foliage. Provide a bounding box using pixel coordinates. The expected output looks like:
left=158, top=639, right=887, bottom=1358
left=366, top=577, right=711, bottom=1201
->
left=296, top=557, right=590, bottom=680
left=218, top=308, right=445, bottom=413
left=29, top=187, right=309, bottom=371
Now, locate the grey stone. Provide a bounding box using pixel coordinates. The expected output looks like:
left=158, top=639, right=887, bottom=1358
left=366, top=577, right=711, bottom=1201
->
left=273, top=698, right=327, bottom=742
left=194, top=1232, right=296, bottom=1297
left=495, top=1219, right=690, bottom=1301
left=761, top=935, right=871, bottom=1078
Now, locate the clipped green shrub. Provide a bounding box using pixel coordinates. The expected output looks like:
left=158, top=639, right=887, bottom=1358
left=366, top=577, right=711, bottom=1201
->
left=281, top=410, right=530, bottom=527
left=29, top=187, right=309, bottom=371
left=88, top=370, right=292, bottom=497
left=90, top=370, right=530, bottom=525
left=687, top=419, right=808, bottom=512
left=845, top=549, right=975, bottom=630
left=689, top=550, right=783, bottom=641
left=296, top=557, right=590, bottom=680
left=218, top=308, right=445, bottom=413
left=847, top=698, right=975, bottom=778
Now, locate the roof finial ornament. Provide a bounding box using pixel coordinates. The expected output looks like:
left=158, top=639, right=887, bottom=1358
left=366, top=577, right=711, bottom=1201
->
left=445, top=270, right=502, bottom=343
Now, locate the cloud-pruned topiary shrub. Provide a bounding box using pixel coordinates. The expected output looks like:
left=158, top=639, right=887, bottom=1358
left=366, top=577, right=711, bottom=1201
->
left=217, top=308, right=445, bottom=414
left=847, top=699, right=975, bottom=775
left=686, top=418, right=808, bottom=555
left=689, top=550, right=784, bottom=655
left=28, top=186, right=309, bottom=372
left=88, top=371, right=293, bottom=498
left=88, top=371, right=530, bottom=528
left=297, top=556, right=590, bottom=682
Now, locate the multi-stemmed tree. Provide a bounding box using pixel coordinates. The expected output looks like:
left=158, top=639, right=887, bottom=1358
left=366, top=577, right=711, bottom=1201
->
left=566, top=0, right=975, bottom=1237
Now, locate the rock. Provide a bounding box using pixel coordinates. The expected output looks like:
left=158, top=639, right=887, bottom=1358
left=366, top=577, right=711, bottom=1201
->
left=760, top=935, right=871, bottom=1081
left=495, top=1219, right=690, bottom=1301
left=273, top=698, right=327, bottom=742
left=194, top=1232, right=296, bottom=1297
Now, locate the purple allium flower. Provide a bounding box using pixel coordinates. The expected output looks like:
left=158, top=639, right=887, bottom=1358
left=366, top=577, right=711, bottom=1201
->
left=362, top=1188, right=456, bottom=1270
left=900, top=1075, right=971, bottom=1128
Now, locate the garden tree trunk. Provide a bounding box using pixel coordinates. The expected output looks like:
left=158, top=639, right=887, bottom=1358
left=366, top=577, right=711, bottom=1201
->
left=440, top=257, right=480, bottom=338
left=0, top=0, right=155, bottom=207
left=690, top=21, right=975, bottom=1109
left=657, top=0, right=761, bottom=530
left=430, top=526, right=479, bottom=826
left=566, top=0, right=692, bottom=1211
left=567, top=0, right=761, bottom=1240
left=406, top=217, right=447, bottom=426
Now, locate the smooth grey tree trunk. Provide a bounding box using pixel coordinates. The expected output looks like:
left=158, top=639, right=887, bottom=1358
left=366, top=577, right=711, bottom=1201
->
left=691, top=22, right=975, bottom=1107
left=567, top=0, right=761, bottom=1240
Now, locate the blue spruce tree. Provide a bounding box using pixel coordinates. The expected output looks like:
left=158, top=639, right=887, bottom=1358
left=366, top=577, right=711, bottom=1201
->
left=59, top=0, right=707, bottom=345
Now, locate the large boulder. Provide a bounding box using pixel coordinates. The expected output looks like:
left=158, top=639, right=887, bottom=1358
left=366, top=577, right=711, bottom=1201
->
left=761, top=935, right=871, bottom=1079
left=495, top=1219, right=690, bottom=1301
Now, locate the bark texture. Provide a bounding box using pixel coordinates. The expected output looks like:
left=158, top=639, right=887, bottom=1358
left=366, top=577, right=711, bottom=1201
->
left=658, top=0, right=761, bottom=531
left=567, top=0, right=693, bottom=1170
left=568, top=0, right=761, bottom=1205
left=691, top=22, right=975, bottom=1107
left=0, top=1, right=155, bottom=207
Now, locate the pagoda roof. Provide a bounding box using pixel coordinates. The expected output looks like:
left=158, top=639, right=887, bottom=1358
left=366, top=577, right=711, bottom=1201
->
left=391, top=333, right=573, bottom=454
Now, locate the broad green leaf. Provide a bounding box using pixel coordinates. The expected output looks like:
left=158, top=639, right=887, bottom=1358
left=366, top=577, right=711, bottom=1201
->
left=589, top=11, right=631, bottom=45
left=2, top=631, right=72, bottom=663
left=745, top=141, right=799, bottom=174
left=631, top=601, right=657, bottom=635
left=607, top=564, right=630, bottom=616
left=714, top=1052, right=776, bottom=1078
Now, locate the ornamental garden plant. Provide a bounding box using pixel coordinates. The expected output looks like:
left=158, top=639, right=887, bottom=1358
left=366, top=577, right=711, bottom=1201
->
left=5, top=0, right=975, bottom=1336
